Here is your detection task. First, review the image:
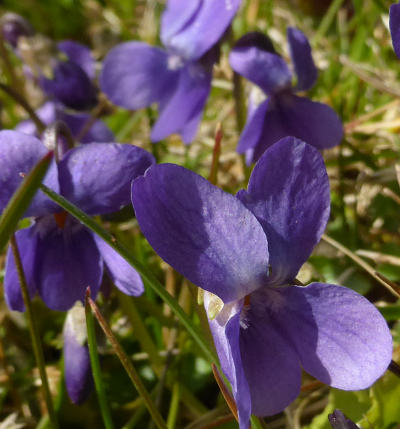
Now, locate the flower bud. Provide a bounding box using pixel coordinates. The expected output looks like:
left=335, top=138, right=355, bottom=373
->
left=63, top=302, right=93, bottom=404
left=1, top=13, right=34, bottom=48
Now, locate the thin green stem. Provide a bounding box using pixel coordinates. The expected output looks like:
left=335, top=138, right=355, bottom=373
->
left=166, top=383, right=180, bottom=429
left=88, top=296, right=168, bottom=429
left=116, top=290, right=162, bottom=367
left=39, top=184, right=218, bottom=365
left=84, top=289, right=115, bottom=429
left=10, top=235, right=59, bottom=429
left=312, top=0, right=346, bottom=46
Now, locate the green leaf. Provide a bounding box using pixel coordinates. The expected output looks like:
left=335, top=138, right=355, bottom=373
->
left=0, top=151, right=53, bottom=252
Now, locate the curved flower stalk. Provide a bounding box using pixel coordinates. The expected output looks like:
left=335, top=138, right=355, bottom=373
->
left=0, top=130, right=155, bottom=311
left=16, top=101, right=114, bottom=144
left=101, top=0, right=242, bottom=144
left=63, top=302, right=93, bottom=404
left=131, top=136, right=392, bottom=428
left=390, top=2, right=400, bottom=59
left=230, top=29, right=343, bottom=163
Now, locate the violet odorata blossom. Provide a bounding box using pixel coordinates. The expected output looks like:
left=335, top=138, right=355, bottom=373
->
left=131, top=137, right=392, bottom=428
left=101, top=0, right=241, bottom=143
left=39, top=40, right=98, bottom=110
left=0, top=130, right=155, bottom=311
left=390, top=2, right=400, bottom=59
left=230, top=29, right=343, bottom=163
left=63, top=302, right=93, bottom=404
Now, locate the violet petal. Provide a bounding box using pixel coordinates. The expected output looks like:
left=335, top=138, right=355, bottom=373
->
left=58, top=142, right=154, bottom=215
left=63, top=303, right=93, bottom=404
left=4, top=225, right=38, bottom=311
left=281, top=283, right=392, bottom=389
left=150, top=61, right=212, bottom=143
left=390, top=2, right=400, bottom=59
left=58, top=40, right=96, bottom=80
left=93, top=234, right=144, bottom=296
left=245, top=93, right=343, bottom=163
left=35, top=216, right=103, bottom=311
left=0, top=130, right=59, bottom=217
left=100, top=42, right=178, bottom=110
left=131, top=163, right=269, bottom=303
left=163, top=0, right=242, bottom=61
left=287, top=27, right=317, bottom=91
left=230, top=40, right=292, bottom=94
left=238, top=137, right=330, bottom=285
left=205, top=296, right=251, bottom=429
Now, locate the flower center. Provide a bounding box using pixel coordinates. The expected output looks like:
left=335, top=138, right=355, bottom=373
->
left=54, top=211, right=68, bottom=229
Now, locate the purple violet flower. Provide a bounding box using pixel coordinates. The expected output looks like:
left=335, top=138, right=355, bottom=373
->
left=0, top=130, right=155, bottom=311
left=16, top=101, right=114, bottom=143
left=390, top=2, right=400, bottom=59
left=63, top=302, right=93, bottom=404
left=100, top=0, right=242, bottom=143
left=131, top=136, right=392, bottom=428
left=230, top=29, right=343, bottom=163
left=39, top=40, right=98, bottom=110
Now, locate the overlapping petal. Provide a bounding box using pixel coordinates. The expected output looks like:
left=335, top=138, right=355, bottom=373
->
left=58, top=142, right=154, bottom=215
left=239, top=289, right=302, bottom=416
left=100, top=42, right=178, bottom=110
left=242, top=93, right=343, bottom=163
left=205, top=296, right=251, bottom=429
left=4, top=225, right=38, bottom=311
left=236, top=99, right=269, bottom=155
left=279, top=283, right=392, bottom=389
left=40, top=60, right=97, bottom=110
left=390, top=2, right=400, bottom=59
left=230, top=40, right=292, bottom=94
left=161, top=0, right=201, bottom=47
left=93, top=234, right=144, bottom=296
left=287, top=27, right=317, bottom=91
left=58, top=40, right=96, bottom=80
left=163, top=0, right=242, bottom=61
left=0, top=130, right=59, bottom=217
left=35, top=216, right=103, bottom=311
left=238, top=137, right=330, bottom=284
left=131, top=163, right=269, bottom=303
left=150, top=62, right=212, bottom=143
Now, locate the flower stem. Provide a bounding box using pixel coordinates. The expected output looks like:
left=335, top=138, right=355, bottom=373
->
left=9, top=235, right=59, bottom=429
left=0, top=82, right=45, bottom=133
left=87, top=293, right=168, bottom=429
left=84, top=289, right=115, bottom=429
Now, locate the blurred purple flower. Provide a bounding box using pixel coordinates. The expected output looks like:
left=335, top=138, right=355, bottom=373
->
left=390, top=2, right=400, bottom=59
left=1, top=130, right=155, bottom=311
left=40, top=40, right=98, bottom=110
left=101, top=0, right=242, bottom=143
left=131, top=136, right=392, bottom=428
left=63, top=302, right=93, bottom=404
left=0, top=12, right=34, bottom=48
left=230, top=29, right=343, bottom=163
left=328, top=410, right=359, bottom=429
left=16, top=101, right=114, bottom=143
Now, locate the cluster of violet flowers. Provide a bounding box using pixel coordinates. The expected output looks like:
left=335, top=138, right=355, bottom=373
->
left=0, top=1, right=397, bottom=426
